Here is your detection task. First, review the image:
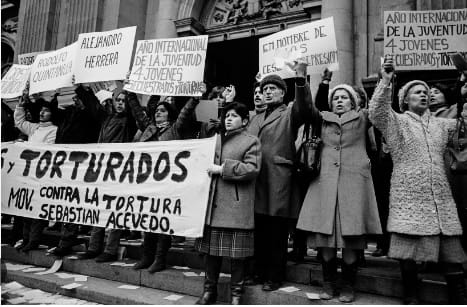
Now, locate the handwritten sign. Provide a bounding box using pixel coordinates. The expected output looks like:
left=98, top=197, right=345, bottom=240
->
left=195, top=100, right=218, bottom=122
left=18, top=51, right=46, bottom=65
left=29, top=43, right=77, bottom=95
left=74, top=26, right=136, bottom=83
left=1, top=137, right=216, bottom=237
left=259, top=17, right=338, bottom=79
left=384, top=9, right=467, bottom=70
left=124, top=35, right=208, bottom=97
left=1, top=65, right=31, bottom=99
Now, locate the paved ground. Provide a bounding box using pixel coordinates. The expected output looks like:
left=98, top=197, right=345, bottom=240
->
left=1, top=281, right=100, bottom=305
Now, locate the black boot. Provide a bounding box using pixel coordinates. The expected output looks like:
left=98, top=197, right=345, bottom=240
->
left=196, top=255, right=222, bottom=305
left=400, top=260, right=419, bottom=304
left=134, top=232, right=157, bottom=270
left=148, top=234, right=172, bottom=273
left=319, top=257, right=338, bottom=300
left=339, top=262, right=357, bottom=303
left=445, top=272, right=467, bottom=304
left=231, top=259, right=244, bottom=305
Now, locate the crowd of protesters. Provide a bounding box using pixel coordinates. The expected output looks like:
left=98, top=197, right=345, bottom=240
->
left=2, top=56, right=467, bottom=305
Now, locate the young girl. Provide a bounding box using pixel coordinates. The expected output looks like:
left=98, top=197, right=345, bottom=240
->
left=196, top=102, right=261, bottom=305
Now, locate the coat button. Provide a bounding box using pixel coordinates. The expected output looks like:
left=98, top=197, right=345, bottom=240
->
left=335, top=131, right=341, bottom=135
left=334, top=162, right=339, bottom=167
left=335, top=146, right=340, bottom=150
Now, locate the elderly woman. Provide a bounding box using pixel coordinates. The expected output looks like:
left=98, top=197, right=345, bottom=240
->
left=296, top=81, right=382, bottom=303
left=368, top=60, right=467, bottom=304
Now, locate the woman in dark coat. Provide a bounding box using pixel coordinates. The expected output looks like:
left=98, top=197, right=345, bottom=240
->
left=127, top=87, right=204, bottom=273
left=195, top=102, right=261, bottom=305
left=296, top=83, right=382, bottom=303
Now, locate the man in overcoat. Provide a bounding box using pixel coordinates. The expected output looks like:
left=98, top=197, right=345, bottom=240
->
left=247, top=62, right=310, bottom=290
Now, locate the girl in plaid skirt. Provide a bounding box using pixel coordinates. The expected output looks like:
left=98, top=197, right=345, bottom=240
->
left=195, top=102, right=261, bottom=305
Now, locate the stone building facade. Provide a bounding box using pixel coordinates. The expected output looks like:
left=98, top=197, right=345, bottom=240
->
left=8, top=0, right=467, bottom=105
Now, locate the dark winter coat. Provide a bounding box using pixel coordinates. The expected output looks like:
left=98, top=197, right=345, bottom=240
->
left=97, top=93, right=137, bottom=143
left=55, top=86, right=101, bottom=144
left=205, top=129, right=261, bottom=229
left=247, top=78, right=309, bottom=219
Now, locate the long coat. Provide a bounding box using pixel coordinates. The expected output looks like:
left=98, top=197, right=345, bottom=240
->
left=247, top=79, right=308, bottom=218
left=205, top=129, right=262, bottom=229
left=297, top=104, right=382, bottom=236
left=369, top=82, right=462, bottom=236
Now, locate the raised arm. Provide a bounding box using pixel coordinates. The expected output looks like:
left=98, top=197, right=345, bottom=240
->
left=75, top=84, right=107, bottom=122
left=173, top=83, right=206, bottom=133
left=14, top=87, right=39, bottom=136
left=291, top=62, right=314, bottom=131
left=126, top=91, right=151, bottom=131
left=222, top=136, right=262, bottom=181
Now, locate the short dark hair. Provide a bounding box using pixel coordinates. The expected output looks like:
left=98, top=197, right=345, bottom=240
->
left=221, top=102, right=249, bottom=131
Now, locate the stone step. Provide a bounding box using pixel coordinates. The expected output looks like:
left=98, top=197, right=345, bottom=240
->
left=1, top=246, right=401, bottom=305
left=1, top=260, right=198, bottom=305
left=1, top=224, right=455, bottom=304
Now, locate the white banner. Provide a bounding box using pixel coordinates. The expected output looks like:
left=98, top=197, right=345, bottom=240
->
left=1, top=65, right=31, bottom=99
left=29, top=43, right=77, bottom=95
left=18, top=51, right=46, bottom=65
left=1, top=137, right=216, bottom=237
left=124, top=35, right=208, bottom=97
left=384, top=9, right=467, bottom=70
left=259, top=17, right=339, bottom=79
left=74, top=26, right=137, bottom=83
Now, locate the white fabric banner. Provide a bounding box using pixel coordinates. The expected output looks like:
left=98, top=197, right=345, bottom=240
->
left=74, top=26, right=137, bottom=83
left=384, top=8, right=467, bottom=70
left=29, top=43, right=77, bottom=95
left=259, top=17, right=339, bottom=79
left=1, top=65, right=31, bottom=99
left=18, top=51, right=46, bottom=65
left=124, top=35, right=208, bottom=97
left=1, top=137, right=216, bottom=237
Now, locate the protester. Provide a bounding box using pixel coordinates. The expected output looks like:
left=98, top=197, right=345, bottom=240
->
left=78, top=89, right=137, bottom=262
left=369, top=58, right=467, bottom=304
left=253, top=82, right=266, bottom=114
left=128, top=84, right=205, bottom=273
left=430, top=83, right=457, bottom=118
left=195, top=102, right=261, bottom=305
left=296, top=78, right=382, bottom=303
left=247, top=61, right=309, bottom=291
left=13, top=86, right=58, bottom=252
left=50, top=81, right=103, bottom=257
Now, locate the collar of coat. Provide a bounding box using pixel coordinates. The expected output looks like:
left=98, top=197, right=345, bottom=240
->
left=321, top=110, right=361, bottom=125
left=38, top=121, right=54, bottom=128
left=258, top=104, right=287, bottom=130
left=405, top=110, right=431, bottom=128
left=140, top=122, right=171, bottom=142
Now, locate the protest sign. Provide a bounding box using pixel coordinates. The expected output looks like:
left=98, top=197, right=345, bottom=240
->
left=74, top=26, right=136, bottom=83
left=29, top=43, right=77, bottom=95
left=1, top=137, right=216, bottom=237
left=124, top=35, right=208, bottom=97
left=18, top=51, right=46, bottom=65
left=1, top=65, right=31, bottom=99
left=384, top=8, right=467, bottom=70
left=259, top=17, right=338, bottom=79
left=195, top=100, right=218, bottom=122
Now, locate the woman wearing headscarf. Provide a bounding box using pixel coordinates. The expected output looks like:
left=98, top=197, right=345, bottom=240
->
left=127, top=85, right=205, bottom=273
left=369, top=59, right=467, bottom=304
left=296, top=79, right=382, bottom=303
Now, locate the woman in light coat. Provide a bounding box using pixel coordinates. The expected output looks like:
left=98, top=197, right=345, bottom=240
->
left=196, top=102, right=261, bottom=305
left=296, top=82, right=382, bottom=303
left=368, top=59, right=467, bottom=304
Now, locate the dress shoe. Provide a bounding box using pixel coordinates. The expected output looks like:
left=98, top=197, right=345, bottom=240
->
left=133, top=257, right=153, bottom=270
left=20, top=242, right=39, bottom=253
left=147, top=260, right=166, bottom=273
left=51, top=246, right=72, bottom=257
left=371, top=248, right=387, bottom=257
left=95, top=252, right=118, bottom=263
left=195, top=291, right=217, bottom=304
left=77, top=250, right=100, bottom=260
left=262, top=280, right=280, bottom=291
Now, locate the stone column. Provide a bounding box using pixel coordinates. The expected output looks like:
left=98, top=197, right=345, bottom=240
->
left=146, top=0, right=180, bottom=39
left=321, top=0, right=354, bottom=86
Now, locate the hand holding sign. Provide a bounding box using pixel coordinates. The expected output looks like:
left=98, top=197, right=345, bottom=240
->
left=223, top=85, right=236, bottom=103
left=381, top=56, right=395, bottom=84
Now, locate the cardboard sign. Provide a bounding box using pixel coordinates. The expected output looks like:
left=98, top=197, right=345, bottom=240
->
left=124, top=35, right=208, bottom=96
left=259, top=17, right=339, bottom=79
left=18, top=51, right=46, bottom=65
left=195, top=100, right=218, bottom=122
left=29, top=43, right=77, bottom=95
left=384, top=8, right=467, bottom=70
left=74, top=26, right=136, bottom=83
left=1, top=65, right=31, bottom=99
left=1, top=137, right=216, bottom=237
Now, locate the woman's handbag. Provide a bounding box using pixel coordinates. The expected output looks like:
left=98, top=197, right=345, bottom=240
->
left=446, top=117, right=467, bottom=174
left=296, top=117, right=323, bottom=180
